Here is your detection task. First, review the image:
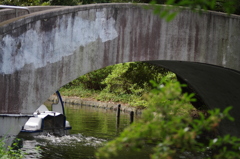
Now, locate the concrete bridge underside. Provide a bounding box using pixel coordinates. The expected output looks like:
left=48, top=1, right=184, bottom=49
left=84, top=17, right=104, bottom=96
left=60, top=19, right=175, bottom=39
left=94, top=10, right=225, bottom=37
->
left=0, top=4, right=240, bottom=137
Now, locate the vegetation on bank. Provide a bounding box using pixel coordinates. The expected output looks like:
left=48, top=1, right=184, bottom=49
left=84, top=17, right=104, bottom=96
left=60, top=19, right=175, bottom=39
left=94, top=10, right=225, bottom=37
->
left=60, top=62, right=175, bottom=108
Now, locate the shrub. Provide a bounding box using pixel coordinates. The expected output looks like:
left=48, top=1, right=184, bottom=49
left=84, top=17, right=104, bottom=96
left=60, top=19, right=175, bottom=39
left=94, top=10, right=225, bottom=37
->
left=96, top=79, right=240, bottom=159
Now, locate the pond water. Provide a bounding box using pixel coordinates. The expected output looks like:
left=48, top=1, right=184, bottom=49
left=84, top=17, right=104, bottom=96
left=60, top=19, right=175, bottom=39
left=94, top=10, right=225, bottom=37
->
left=18, top=104, right=153, bottom=159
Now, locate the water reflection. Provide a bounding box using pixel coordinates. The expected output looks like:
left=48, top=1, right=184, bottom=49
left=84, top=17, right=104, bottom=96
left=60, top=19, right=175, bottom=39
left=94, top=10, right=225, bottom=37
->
left=19, top=103, right=151, bottom=159
left=65, top=104, right=136, bottom=138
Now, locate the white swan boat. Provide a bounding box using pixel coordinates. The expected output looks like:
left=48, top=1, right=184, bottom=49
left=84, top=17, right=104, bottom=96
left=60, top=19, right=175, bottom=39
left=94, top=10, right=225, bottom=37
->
left=19, top=91, right=71, bottom=136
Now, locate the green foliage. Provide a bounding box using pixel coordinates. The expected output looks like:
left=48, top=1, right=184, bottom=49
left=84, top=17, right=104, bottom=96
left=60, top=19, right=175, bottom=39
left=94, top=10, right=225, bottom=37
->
left=0, top=0, right=80, bottom=6
left=0, top=138, right=25, bottom=159
left=101, top=62, right=168, bottom=95
left=145, top=0, right=240, bottom=21
left=60, top=84, right=100, bottom=98
left=96, top=91, right=148, bottom=107
left=0, top=0, right=41, bottom=6
left=72, top=66, right=113, bottom=90
left=63, top=66, right=113, bottom=91
left=61, top=62, right=170, bottom=107
left=96, top=79, right=240, bottom=159
left=215, top=0, right=240, bottom=14
left=64, top=62, right=168, bottom=93
left=49, top=0, right=79, bottom=5
left=95, top=62, right=169, bottom=107
left=81, top=0, right=110, bottom=4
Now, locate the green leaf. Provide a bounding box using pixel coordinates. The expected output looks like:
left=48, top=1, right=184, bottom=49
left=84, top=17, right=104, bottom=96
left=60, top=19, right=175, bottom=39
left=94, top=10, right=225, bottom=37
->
left=166, top=12, right=178, bottom=22
left=166, top=0, right=175, bottom=5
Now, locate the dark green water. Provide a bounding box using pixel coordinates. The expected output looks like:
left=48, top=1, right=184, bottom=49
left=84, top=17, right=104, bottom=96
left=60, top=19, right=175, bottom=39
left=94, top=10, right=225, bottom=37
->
left=19, top=104, right=152, bottom=159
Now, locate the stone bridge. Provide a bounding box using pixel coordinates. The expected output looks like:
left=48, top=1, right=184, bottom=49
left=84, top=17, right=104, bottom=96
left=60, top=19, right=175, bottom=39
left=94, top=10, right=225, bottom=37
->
left=0, top=4, right=240, bottom=138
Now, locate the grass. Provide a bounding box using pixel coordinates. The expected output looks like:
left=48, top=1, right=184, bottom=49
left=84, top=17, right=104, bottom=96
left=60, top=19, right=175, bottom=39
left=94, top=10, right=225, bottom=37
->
left=60, top=85, right=100, bottom=99
left=60, top=84, right=148, bottom=108
left=59, top=83, right=195, bottom=114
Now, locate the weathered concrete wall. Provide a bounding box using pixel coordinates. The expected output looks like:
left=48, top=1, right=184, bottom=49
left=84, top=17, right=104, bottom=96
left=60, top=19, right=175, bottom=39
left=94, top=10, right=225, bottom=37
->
left=0, top=115, right=31, bottom=135
left=0, top=4, right=240, bottom=137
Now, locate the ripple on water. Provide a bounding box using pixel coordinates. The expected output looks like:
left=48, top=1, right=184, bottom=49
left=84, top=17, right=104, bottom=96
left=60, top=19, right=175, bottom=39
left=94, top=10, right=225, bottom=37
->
left=21, top=134, right=107, bottom=159
left=34, top=133, right=106, bottom=147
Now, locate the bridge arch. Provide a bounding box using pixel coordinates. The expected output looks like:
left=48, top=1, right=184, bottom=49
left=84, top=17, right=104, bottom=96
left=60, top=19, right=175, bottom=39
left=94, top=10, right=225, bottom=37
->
left=0, top=4, right=240, bottom=137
